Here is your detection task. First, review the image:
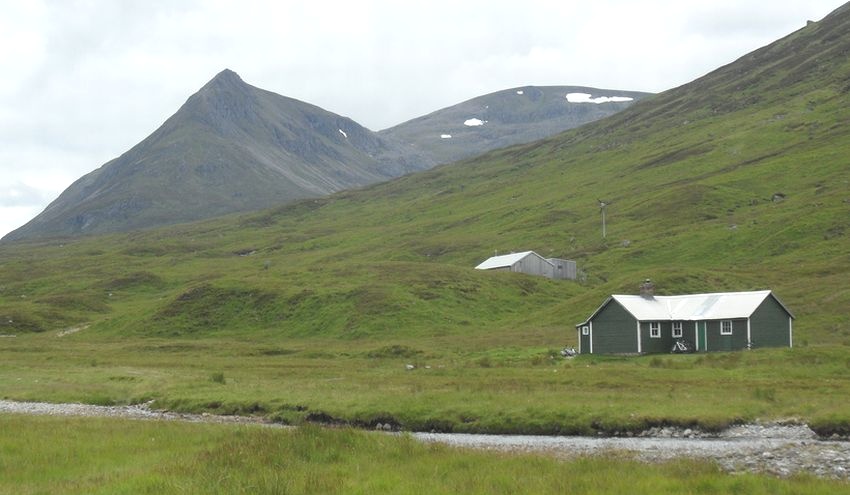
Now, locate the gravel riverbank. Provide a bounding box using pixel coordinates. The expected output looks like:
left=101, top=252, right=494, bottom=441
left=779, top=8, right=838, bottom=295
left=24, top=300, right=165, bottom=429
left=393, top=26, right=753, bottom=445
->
left=414, top=425, right=850, bottom=479
left=0, top=399, right=277, bottom=426
left=2, top=400, right=848, bottom=479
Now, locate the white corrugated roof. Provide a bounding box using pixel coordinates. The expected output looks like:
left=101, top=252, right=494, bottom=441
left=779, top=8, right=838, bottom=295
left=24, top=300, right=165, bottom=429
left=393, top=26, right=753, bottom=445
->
left=475, top=251, right=540, bottom=270
left=612, top=290, right=775, bottom=321
left=577, top=290, right=793, bottom=327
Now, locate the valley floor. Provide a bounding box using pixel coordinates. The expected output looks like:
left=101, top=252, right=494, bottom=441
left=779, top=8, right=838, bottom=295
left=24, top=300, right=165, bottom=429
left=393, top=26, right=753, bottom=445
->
left=2, top=335, right=850, bottom=436
left=2, top=399, right=849, bottom=480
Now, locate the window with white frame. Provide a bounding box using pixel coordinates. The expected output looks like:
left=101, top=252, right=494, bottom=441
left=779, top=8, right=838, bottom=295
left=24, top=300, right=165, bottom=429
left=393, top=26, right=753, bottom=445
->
left=721, top=320, right=733, bottom=335
left=649, top=322, right=661, bottom=338
left=672, top=321, right=683, bottom=338
left=581, top=325, right=589, bottom=336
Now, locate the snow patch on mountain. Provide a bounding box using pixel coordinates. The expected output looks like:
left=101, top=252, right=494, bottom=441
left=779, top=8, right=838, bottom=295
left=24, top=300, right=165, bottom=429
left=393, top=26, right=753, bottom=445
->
left=566, top=93, right=634, bottom=104
left=338, top=129, right=348, bottom=138
left=441, top=134, right=452, bottom=139
left=464, top=118, right=485, bottom=126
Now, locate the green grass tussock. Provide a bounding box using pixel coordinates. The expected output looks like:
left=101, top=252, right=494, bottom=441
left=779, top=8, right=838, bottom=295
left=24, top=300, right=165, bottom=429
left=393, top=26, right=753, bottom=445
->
left=152, top=284, right=284, bottom=335
left=1, top=416, right=846, bottom=495
left=366, top=344, right=424, bottom=359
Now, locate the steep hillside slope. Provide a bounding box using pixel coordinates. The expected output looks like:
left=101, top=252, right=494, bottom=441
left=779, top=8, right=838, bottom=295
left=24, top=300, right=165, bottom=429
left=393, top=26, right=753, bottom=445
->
left=381, top=86, right=649, bottom=164
left=1, top=6, right=849, bottom=346
left=3, top=70, right=430, bottom=241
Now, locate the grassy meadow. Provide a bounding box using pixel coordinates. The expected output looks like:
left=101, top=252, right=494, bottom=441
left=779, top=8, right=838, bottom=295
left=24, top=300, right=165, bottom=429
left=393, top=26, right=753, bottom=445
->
left=2, top=332, right=849, bottom=435
left=1, top=415, right=847, bottom=495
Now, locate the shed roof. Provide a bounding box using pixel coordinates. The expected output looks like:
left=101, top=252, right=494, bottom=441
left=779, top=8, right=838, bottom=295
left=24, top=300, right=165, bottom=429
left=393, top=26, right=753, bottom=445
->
left=577, top=290, right=793, bottom=327
left=475, top=251, right=549, bottom=270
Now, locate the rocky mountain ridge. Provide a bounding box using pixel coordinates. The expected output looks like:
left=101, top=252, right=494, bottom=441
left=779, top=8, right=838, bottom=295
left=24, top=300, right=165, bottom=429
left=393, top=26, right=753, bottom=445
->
left=381, top=85, right=650, bottom=164
left=3, top=71, right=645, bottom=241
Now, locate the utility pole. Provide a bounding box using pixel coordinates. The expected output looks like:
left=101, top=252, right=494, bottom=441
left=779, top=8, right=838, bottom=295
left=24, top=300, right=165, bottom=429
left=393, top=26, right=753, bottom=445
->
left=598, top=199, right=610, bottom=238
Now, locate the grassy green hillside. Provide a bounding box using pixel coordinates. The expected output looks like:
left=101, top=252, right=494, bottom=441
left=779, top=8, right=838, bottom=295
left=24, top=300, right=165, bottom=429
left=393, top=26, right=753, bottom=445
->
left=1, top=6, right=849, bottom=432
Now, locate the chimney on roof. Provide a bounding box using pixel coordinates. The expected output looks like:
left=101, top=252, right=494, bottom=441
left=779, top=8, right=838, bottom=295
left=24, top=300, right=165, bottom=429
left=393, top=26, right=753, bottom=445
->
left=639, top=279, right=655, bottom=298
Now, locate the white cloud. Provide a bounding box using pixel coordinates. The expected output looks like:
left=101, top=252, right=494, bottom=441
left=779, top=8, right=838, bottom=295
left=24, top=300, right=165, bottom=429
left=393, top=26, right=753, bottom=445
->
left=0, top=206, right=44, bottom=238
left=0, top=182, right=53, bottom=208
left=0, top=2, right=47, bottom=94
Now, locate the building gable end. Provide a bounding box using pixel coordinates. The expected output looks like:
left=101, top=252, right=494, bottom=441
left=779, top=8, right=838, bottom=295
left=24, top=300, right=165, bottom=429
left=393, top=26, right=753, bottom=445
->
left=766, top=292, right=795, bottom=320
left=576, top=296, right=614, bottom=328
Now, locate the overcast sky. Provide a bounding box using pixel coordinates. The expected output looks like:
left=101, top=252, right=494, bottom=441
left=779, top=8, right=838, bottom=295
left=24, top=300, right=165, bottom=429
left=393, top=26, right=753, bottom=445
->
left=0, top=0, right=844, bottom=238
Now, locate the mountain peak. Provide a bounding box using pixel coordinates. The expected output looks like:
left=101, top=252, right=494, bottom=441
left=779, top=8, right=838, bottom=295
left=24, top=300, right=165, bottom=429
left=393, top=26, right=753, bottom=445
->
left=202, top=68, right=248, bottom=92
left=188, top=69, right=257, bottom=125
left=213, top=68, right=242, bottom=82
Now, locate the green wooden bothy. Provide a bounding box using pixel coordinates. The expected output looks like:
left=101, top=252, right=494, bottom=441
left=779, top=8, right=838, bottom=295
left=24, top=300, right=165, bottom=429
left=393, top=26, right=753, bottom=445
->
left=575, top=290, right=794, bottom=354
